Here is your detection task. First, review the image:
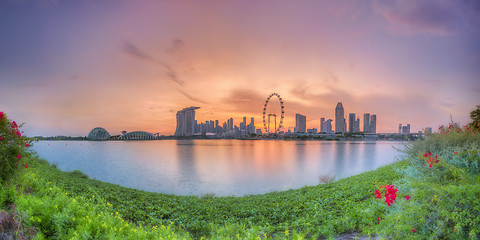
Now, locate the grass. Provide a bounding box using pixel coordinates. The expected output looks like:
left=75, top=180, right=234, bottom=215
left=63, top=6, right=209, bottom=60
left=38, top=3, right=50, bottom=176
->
left=1, top=124, right=479, bottom=239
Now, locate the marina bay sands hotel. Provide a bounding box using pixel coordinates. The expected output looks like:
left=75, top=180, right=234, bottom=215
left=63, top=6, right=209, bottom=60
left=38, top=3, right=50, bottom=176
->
left=174, top=106, right=200, bottom=136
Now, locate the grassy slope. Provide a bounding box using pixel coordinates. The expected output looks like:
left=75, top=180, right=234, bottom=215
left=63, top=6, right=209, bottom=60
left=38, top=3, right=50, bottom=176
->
left=23, top=156, right=406, bottom=239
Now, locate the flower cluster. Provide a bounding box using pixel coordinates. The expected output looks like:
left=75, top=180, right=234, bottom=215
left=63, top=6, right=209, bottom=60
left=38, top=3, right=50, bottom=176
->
left=421, top=152, right=439, bottom=167
left=374, top=184, right=398, bottom=206
left=0, top=110, right=33, bottom=182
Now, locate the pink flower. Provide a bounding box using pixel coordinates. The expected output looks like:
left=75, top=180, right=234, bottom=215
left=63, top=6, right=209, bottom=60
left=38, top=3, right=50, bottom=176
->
left=25, top=163, right=28, bottom=168
left=0, top=137, right=2, bottom=140
left=0, top=111, right=3, bottom=119
left=25, top=143, right=30, bottom=147
left=406, top=195, right=410, bottom=200
left=17, top=155, right=21, bottom=159
left=412, top=229, right=415, bottom=233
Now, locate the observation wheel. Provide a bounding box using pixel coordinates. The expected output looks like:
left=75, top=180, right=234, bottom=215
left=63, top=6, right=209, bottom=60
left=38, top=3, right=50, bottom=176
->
left=262, top=93, right=285, bottom=134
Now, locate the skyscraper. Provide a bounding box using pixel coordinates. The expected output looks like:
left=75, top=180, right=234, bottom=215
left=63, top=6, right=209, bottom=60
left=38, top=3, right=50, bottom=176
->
left=363, top=113, right=370, bottom=133
left=355, top=117, right=360, bottom=133
left=370, top=115, right=377, bottom=133
left=348, top=113, right=356, bottom=133
left=295, top=114, right=306, bottom=133
left=174, top=106, right=200, bottom=136
left=320, top=118, right=325, bottom=133
left=399, top=124, right=402, bottom=134
left=326, top=119, right=333, bottom=133
left=335, top=102, right=345, bottom=133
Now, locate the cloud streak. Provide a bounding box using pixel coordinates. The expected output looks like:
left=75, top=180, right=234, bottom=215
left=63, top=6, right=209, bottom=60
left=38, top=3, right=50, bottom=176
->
left=177, top=89, right=208, bottom=104
left=121, top=40, right=184, bottom=86
left=374, top=0, right=461, bottom=35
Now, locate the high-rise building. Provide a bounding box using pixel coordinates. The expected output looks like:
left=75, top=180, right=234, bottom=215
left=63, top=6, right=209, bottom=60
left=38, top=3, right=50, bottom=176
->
left=326, top=119, right=333, bottom=133
left=228, top=118, right=233, bottom=131
left=355, top=117, right=360, bottom=133
left=399, top=124, right=402, bottom=134
left=370, top=115, right=377, bottom=133
left=295, top=114, right=306, bottom=133
left=363, top=113, right=370, bottom=133
left=320, top=118, right=325, bottom=133
left=425, top=127, right=432, bottom=133
left=335, top=102, right=345, bottom=133
left=407, top=124, right=411, bottom=134
left=174, top=106, right=200, bottom=136
left=348, top=113, right=356, bottom=133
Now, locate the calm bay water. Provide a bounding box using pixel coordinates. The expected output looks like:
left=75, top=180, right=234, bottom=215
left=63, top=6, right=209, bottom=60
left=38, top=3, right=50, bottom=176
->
left=32, top=140, right=405, bottom=196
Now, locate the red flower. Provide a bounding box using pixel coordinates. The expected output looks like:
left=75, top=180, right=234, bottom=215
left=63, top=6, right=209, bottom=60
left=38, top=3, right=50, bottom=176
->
left=377, top=217, right=381, bottom=221
left=412, top=229, right=415, bottom=233
left=0, top=111, right=3, bottom=119
left=11, top=121, right=18, bottom=128
left=17, top=155, right=21, bottom=159
left=25, top=163, right=28, bottom=168
left=0, top=137, right=2, bottom=140
left=374, top=189, right=382, bottom=199
left=406, top=195, right=410, bottom=200
left=25, top=143, right=30, bottom=147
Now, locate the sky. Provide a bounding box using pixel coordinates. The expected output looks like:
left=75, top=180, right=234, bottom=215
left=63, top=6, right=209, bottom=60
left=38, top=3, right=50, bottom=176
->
left=0, top=0, right=479, bottom=136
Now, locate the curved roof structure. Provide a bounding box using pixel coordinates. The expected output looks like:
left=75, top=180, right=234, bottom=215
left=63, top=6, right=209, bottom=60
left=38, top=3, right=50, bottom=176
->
left=119, top=131, right=155, bottom=140
left=88, top=127, right=111, bottom=140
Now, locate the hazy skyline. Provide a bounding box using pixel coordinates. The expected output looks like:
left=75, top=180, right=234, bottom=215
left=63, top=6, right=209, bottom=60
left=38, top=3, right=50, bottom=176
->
left=1, top=0, right=479, bottom=136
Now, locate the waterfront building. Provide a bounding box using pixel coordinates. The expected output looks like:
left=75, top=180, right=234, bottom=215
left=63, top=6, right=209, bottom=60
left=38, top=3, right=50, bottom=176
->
left=248, top=118, right=255, bottom=134
left=307, top=128, right=317, bottom=134
left=348, top=113, right=356, bottom=133
left=326, top=119, right=333, bottom=133
left=88, top=127, right=110, bottom=140
left=335, top=102, right=345, bottom=133
left=228, top=118, right=233, bottom=131
left=119, top=131, right=155, bottom=140
left=256, top=128, right=262, bottom=135
left=399, top=124, right=402, bottom=134
left=174, top=106, right=200, bottom=136
left=370, top=115, right=377, bottom=133
left=354, top=117, right=360, bottom=133
left=320, top=118, right=325, bottom=133
left=364, top=113, right=370, bottom=133
left=425, top=127, right=432, bottom=133
left=295, top=114, right=306, bottom=133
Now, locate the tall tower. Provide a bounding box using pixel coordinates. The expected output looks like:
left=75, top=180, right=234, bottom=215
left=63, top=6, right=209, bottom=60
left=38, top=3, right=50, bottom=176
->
left=363, top=113, right=370, bottom=133
left=174, top=106, right=200, bottom=136
left=320, top=118, right=325, bottom=133
left=335, top=102, right=345, bottom=133
left=295, top=114, right=306, bottom=133
left=348, top=113, right=356, bottom=133
left=370, top=115, right=377, bottom=133
left=399, top=124, right=402, bottom=134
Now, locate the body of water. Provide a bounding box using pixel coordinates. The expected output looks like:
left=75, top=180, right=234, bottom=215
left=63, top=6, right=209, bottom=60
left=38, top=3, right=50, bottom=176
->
left=32, top=140, right=405, bottom=196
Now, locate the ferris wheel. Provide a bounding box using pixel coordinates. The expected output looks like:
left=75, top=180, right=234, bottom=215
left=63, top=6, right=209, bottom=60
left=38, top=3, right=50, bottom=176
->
left=262, top=93, right=285, bottom=134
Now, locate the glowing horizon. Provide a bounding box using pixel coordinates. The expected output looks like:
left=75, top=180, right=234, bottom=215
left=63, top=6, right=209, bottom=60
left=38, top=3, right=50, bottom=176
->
left=0, top=1, right=479, bottom=136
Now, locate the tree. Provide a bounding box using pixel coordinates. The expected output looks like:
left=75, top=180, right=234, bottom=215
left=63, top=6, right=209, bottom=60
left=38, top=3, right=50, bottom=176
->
left=469, top=105, right=480, bottom=130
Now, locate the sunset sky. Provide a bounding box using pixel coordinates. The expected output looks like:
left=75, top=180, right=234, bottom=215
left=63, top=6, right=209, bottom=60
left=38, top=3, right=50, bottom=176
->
left=1, top=0, right=479, bottom=136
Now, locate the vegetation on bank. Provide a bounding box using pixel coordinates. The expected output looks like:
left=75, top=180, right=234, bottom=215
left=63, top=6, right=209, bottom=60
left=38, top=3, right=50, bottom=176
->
left=0, top=106, right=479, bottom=239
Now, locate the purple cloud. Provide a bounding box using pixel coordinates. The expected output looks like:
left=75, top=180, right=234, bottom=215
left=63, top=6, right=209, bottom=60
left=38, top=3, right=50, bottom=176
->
left=374, top=0, right=462, bottom=35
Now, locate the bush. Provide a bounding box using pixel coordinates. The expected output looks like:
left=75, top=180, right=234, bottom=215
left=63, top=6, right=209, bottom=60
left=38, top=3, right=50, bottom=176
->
left=0, top=111, right=33, bottom=183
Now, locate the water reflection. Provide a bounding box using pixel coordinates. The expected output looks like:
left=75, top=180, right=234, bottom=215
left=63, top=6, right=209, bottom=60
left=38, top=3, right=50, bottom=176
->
left=33, top=140, right=404, bottom=196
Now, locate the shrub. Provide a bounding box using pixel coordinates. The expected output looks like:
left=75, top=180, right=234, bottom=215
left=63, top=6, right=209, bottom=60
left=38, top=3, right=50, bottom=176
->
left=0, top=111, right=33, bottom=183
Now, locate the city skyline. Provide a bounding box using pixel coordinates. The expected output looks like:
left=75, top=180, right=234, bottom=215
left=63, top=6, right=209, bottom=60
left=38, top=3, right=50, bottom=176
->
left=0, top=1, right=479, bottom=136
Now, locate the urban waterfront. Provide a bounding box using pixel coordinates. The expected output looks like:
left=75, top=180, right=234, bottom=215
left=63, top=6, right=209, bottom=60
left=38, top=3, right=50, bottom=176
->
left=33, top=140, right=405, bottom=196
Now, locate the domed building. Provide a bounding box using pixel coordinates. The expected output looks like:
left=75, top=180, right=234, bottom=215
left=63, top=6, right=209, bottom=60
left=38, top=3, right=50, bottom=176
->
left=119, top=131, right=155, bottom=140
left=88, top=127, right=111, bottom=140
